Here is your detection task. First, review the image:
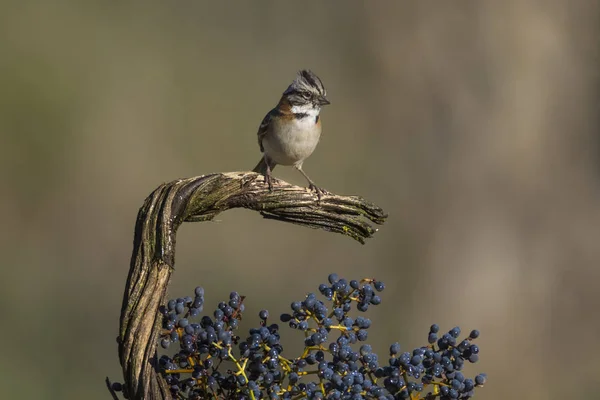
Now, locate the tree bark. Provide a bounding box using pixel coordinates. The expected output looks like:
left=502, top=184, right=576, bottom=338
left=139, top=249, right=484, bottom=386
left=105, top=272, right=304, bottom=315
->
left=113, top=172, right=387, bottom=399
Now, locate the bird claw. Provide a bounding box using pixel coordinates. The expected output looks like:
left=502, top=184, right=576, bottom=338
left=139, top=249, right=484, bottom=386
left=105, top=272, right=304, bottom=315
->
left=308, top=184, right=328, bottom=200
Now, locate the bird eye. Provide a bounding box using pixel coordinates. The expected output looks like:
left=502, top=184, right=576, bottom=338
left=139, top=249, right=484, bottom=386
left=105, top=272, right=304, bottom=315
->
left=301, top=92, right=312, bottom=100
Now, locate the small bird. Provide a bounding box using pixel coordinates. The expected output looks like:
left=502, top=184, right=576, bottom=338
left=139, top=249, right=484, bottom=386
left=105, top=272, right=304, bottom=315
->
left=252, top=70, right=330, bottom=196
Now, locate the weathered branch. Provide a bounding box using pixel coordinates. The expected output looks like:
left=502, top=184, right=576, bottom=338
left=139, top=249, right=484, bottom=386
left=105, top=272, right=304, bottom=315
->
left=113, top=172, right=387, bottom=399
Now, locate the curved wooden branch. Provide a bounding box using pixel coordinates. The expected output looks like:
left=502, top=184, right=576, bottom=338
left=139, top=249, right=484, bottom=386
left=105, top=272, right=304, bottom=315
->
left=114, top=172, right=387, bottom=399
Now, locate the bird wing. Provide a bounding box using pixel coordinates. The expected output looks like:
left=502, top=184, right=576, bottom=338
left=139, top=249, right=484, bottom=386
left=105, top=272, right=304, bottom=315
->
left=256, top=110, right=273, bottom=153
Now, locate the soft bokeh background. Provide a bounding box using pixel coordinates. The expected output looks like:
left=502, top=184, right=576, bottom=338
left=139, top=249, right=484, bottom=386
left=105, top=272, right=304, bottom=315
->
left=1, top=1, right=599, bottom=399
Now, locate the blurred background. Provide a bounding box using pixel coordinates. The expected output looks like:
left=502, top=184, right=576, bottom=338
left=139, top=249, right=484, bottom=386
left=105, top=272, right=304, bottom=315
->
left=1, top=1, right=599, bottom=399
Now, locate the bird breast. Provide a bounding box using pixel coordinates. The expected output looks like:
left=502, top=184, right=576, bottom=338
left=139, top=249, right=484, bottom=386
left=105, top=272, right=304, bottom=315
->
left=263, top=115, right=322, bottom=166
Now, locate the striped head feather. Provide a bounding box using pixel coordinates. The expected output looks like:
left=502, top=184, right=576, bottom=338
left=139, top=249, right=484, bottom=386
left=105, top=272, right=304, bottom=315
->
left=282, top=70, right=330, bottom=108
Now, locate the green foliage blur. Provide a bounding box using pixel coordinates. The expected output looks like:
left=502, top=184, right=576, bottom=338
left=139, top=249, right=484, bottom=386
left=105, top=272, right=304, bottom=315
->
left=1, top=2, right=598, bottom=399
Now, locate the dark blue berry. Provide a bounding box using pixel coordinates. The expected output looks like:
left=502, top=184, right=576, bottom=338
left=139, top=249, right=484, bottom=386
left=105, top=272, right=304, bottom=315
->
left=328, top=273, right=339, bottom=284
left=449, top=326, right=461, bottom=338
left=475, top=373, right=487, bottom=386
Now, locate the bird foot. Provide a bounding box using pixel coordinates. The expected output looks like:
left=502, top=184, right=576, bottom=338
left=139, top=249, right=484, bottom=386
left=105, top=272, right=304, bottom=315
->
left=308, top=183, right=328, bottom=200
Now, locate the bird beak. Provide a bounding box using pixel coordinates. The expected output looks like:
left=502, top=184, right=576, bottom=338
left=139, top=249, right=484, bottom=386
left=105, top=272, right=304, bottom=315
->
left=317, top=96, right=330, bottom=106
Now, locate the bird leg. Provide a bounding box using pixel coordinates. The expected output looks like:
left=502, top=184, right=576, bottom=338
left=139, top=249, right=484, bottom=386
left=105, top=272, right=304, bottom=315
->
left=264, top=157, right=274, bottom=191
left=296, top=166, right=328, bottom=200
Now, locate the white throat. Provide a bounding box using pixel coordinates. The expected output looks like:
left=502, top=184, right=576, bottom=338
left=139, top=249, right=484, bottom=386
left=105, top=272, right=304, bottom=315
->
left=291, top=104, right=320, bottom=118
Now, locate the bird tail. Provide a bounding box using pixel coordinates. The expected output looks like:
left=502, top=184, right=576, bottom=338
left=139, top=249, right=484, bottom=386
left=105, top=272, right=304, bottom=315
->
left=252, top=157, right=276, bottom=175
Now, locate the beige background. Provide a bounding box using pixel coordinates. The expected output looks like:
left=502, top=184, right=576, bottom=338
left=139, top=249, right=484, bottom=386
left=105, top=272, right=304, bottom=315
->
left=1, top=1, right=598, bottom=399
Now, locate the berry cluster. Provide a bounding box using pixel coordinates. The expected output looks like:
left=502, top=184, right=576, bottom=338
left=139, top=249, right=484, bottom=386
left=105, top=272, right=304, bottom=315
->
left=112, top=274, right=486, bottom=399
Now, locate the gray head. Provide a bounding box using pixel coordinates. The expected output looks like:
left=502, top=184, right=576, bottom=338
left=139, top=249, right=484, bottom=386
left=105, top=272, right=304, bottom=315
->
left=283, top=70, right=330, bottom=107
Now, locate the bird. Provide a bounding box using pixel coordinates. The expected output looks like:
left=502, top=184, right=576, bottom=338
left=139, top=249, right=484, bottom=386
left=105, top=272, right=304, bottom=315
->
left=252, top=70, right=330, bottom=196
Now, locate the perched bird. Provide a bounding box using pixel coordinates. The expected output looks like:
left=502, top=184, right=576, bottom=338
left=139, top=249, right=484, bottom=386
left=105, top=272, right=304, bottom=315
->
left=252, top=70, right=330, bottom=196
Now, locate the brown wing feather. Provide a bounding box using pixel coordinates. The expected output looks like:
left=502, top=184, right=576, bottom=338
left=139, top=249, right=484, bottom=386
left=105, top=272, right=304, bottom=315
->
left=257, top=110, right=273, bottom=153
